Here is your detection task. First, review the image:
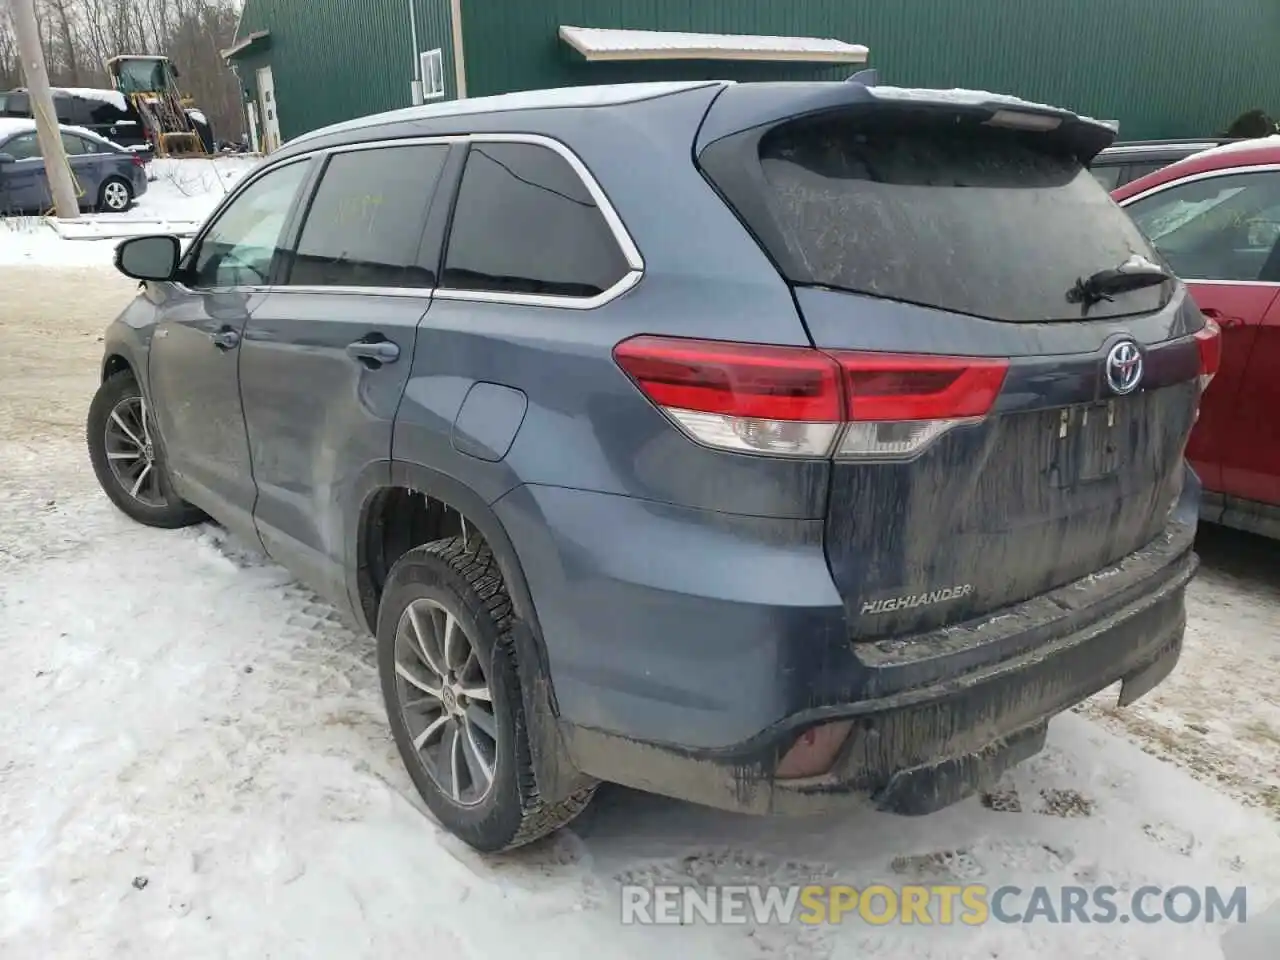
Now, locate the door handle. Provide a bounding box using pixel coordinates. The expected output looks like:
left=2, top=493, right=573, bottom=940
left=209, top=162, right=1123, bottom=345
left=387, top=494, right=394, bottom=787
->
left=346, top=338, right=400, bottom=365
left=210, top=328, right=240, bottom=350
left=1199, top=307, right=1243, bottom=329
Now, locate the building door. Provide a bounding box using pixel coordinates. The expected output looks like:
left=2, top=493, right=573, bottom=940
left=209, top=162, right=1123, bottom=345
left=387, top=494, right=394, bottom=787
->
left=245, top=100, right=261, bottom=154
left=256, top=66, right=281, bottom=153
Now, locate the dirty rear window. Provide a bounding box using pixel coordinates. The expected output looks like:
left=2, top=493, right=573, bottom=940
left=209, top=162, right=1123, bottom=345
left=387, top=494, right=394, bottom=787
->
left=744, top=114, right=1164, bottom=322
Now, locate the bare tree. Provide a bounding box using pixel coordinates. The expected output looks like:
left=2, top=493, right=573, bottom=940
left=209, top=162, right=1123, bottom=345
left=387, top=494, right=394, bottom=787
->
left=0, top=0, right=244, bottom=139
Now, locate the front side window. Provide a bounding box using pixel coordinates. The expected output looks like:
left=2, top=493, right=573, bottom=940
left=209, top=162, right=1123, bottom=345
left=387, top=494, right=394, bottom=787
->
left=3, top=133, right=40, bottom=160
left=442, top=141, right=630, bottom=299
left=286, top=144, right=448, bottom=288
left=1126, top=171, right=1280, bottom=281
left=188, top=160, right=310, bottom=288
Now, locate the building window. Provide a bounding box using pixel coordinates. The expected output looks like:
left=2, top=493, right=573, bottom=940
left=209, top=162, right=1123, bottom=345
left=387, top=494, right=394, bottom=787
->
left=421, top=49, right=445, bottom=100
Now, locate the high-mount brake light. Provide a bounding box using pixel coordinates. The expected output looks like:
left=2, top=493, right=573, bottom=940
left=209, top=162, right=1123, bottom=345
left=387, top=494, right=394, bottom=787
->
left=1194, top=317, right=1221, bottom=391
left=612, top=336, right=1010, bottom=462
left=984, top=109, right=1062, bottom=132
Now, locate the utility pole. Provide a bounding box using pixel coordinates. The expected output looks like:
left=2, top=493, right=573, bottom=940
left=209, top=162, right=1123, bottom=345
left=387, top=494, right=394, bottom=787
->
left=6, top=0, right=79, bottom=219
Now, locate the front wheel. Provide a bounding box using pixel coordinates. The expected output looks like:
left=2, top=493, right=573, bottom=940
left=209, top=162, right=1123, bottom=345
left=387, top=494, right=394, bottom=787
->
left=86, top=371, right=205, bottom=528
left=97, top=176, right=133, bottom=213
left=377, top=538, right=596, bottom=852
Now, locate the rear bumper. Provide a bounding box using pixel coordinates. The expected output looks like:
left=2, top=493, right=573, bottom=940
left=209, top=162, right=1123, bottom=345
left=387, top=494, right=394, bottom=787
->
left=498, top=474, right=1201, bottom=816
left=563, top=542, right=1192, bottom=816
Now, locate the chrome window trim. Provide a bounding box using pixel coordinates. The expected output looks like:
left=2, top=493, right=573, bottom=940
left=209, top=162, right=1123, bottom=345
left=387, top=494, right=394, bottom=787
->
left=322, top=135, right=467, bottom=153
left=177, top=133, right=644, bottom=307
left=1118, top=163, right=1280, bottom=207
left=268, top=284, right=436, bottom=298
left=1170, top=279, right=1280, bottom=289
left=1118, top=163, right=1280, bottom=286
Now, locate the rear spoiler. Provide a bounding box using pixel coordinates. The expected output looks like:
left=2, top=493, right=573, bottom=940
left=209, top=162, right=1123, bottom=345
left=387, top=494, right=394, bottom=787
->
left=695, top=80, right=1117, bottom=163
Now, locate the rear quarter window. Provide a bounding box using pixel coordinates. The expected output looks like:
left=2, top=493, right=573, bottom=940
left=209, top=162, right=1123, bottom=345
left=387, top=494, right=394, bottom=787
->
left=441, top=141, right=631, bottom=299
left=708, top=113, right=1167, bottom=323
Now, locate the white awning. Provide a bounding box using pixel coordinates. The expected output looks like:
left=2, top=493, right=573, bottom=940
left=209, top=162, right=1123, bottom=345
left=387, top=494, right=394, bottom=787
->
left=558, top=26, right=869, bottom=65
left=221, top=30, right=271, bottom=61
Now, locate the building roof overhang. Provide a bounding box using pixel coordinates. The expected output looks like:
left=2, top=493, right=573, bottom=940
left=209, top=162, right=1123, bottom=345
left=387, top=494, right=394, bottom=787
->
left=222, top=30, right=272, bottom=61
left=558, top=25, right=869, bottom=64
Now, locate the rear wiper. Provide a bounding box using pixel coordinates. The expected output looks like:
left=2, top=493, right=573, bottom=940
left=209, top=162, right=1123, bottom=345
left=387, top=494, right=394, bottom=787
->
left=1066, top=255, right=1172, bottom=312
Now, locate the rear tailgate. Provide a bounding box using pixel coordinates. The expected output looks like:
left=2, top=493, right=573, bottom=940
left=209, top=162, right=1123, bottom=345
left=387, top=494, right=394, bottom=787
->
left=698, top=84, right=1212, bottom=640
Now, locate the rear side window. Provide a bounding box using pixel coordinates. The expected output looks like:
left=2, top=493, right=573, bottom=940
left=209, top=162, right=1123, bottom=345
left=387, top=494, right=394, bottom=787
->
left=54, top=96, right=91, bottom=126
left=707, top=113, right=1166, bottom=323
left=85, top=100, right=128, bottom=125
left=60, top=133, right=93, bottom=155
left=1091, top=164, right=1124, bottom=190
left=1127, top=160, right=1170, bottom=182
left=442, top=141, right=630, bottom=298
left=287, top=144, right=448, bottom=288
left=2, top=93, right=30, bottom=116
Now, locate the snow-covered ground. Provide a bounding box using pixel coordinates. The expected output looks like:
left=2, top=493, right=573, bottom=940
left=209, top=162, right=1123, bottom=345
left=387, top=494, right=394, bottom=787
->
left=1, top=267, right=1279, bottom=959
left=0, top=156, right=259, bottom=266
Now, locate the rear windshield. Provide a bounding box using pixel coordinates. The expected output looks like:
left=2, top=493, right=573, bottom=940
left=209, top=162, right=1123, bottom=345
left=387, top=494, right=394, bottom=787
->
left=724, top=114, right=1166, bottom=323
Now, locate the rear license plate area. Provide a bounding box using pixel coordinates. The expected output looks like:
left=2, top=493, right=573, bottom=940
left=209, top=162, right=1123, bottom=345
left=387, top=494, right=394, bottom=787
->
left=1049, top=400, right=1131, bottom=487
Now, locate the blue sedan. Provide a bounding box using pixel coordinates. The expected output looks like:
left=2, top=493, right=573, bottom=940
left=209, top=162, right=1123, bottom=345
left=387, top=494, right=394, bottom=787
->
left=0, top=117, right=149, bottom=215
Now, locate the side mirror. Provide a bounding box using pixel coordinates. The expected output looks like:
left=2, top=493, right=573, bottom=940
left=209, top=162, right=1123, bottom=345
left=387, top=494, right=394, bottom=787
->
left=115, top=234, right=181, bottom=282
left=0, top=153, right=15, bottom=165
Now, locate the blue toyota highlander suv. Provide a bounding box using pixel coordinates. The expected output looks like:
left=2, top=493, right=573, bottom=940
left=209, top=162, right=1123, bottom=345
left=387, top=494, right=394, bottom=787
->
left=88, top=78, right=1219, bottom=852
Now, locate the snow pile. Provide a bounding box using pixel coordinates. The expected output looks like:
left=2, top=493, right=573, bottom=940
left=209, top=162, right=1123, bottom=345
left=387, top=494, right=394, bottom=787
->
left=0, top=155, right=259, bottom=265
left=0, top=433, right=1275, bottom=957
left=868, top=85, right=1110, bottom=127
left=52, top=86, right=129, bottom=111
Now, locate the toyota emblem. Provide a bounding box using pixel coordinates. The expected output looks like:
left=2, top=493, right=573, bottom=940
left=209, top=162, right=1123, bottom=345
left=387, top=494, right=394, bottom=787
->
left=1105, top=340, right=1144, bottom=396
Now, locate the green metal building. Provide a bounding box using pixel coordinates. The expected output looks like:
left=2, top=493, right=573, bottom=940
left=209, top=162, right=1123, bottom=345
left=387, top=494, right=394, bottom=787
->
left=223, top=0, right=1280, bottom=150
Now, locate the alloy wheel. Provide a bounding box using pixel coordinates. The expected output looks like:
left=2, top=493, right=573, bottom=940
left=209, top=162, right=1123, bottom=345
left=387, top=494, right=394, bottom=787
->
left=103, top=395, right=164, bottom=507
left=103, top=181, right=130, bottom=211
left=394, top=597, right=498, bottom=806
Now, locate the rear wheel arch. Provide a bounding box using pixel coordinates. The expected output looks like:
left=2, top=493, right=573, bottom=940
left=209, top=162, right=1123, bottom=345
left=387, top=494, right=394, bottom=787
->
left=355, top=466, right=541, bottom=644
left=354, top=462, right=587, bottom=805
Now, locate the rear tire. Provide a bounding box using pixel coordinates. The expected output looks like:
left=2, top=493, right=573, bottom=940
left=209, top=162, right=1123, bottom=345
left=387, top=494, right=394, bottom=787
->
left=97, top=176, right=133, bottom=213
left=377, top=537, right=595, bottom=852
left=86, top=371, right=205, bottom=528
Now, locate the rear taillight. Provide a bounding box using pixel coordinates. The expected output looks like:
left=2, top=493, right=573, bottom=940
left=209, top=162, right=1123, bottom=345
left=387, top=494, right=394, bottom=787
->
left=130, top=153, right=144, bottom=168
left=612, top=336, right=1009, bottom=461
left=611, top=336, right=842, bottom=458
left=831, top=351, right=1009, bottom=461
left=1194, top=317, right=1221, bottom=391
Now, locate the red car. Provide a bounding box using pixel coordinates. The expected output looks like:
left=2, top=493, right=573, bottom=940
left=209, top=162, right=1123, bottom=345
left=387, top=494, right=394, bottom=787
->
left=1114, top=139, right=1280, bottom=540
